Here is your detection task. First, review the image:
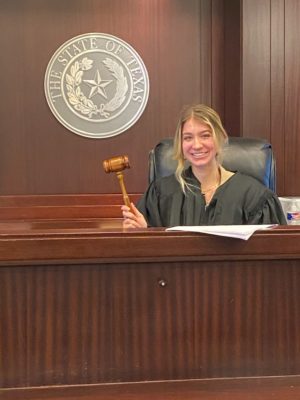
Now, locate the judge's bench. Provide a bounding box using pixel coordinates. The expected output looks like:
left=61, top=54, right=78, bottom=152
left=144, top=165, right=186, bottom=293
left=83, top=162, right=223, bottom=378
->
left=0, top=194, right=300, bottom=400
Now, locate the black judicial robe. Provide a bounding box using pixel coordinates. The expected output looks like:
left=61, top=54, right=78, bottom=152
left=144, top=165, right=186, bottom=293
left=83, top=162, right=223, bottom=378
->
left=137, top=167, right=287, bottom=227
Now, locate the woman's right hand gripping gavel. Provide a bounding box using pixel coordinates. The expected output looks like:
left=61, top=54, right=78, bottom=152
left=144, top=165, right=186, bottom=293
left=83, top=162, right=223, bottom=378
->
left=121, top=203, right=147, bottom=228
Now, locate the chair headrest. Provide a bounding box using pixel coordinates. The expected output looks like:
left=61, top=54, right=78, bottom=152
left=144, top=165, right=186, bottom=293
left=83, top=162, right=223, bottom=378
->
left=149, top=137, right=276, bottom=191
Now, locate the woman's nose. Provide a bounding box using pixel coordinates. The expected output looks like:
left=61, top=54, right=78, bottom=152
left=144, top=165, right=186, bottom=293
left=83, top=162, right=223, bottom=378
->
left=192, top=136, right=202, bottom=148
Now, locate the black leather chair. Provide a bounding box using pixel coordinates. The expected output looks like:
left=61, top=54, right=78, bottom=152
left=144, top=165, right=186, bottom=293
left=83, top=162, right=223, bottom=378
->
left=148, top=137, right=276, bottom=192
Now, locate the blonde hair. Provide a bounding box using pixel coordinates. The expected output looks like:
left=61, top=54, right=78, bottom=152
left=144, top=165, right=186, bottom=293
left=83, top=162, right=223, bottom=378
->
left=173, top=104, right=228, bottom=193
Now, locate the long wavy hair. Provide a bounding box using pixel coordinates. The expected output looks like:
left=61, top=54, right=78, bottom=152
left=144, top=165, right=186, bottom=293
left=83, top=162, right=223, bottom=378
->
left=173, top=104, right=228, bottom=193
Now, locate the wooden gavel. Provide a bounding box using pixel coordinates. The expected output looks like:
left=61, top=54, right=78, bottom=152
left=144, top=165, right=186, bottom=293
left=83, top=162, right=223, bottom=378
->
left=103, top=155, right=132, bottom=209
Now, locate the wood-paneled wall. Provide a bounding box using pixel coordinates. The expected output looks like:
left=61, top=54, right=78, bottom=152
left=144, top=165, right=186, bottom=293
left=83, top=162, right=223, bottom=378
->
left=0, top=0, right=299, bottom=196
left=0, top=0, right=240, bottom=195
left=242, top=0, right=300, bottom=195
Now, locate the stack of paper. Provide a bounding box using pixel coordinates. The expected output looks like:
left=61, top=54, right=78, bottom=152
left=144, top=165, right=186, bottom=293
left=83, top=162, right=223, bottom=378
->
left=166, top=224, right=277, bottom=240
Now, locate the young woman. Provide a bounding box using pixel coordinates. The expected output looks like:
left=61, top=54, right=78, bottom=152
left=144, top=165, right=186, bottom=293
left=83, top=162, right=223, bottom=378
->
left=122, top=104, right=286, bottom=228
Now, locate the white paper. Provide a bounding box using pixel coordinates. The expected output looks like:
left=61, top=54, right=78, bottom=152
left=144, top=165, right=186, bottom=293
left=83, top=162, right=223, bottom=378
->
left=166, top=224, right=277, bottom=240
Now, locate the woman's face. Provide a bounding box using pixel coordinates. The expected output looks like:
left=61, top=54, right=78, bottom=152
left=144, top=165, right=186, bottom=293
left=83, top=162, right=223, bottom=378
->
left=181, top=117, right=218, bottom=169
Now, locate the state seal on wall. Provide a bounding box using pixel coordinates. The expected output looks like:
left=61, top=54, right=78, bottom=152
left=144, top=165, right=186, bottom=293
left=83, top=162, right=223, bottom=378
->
left=44, top=33, right=149, bottom=138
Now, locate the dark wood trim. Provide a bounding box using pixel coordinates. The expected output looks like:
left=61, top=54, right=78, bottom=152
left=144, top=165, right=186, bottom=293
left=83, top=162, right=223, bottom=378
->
left=224, top=0, right=241, bottom=137
left=0, top=194, right=141, bottom=220
left=1, top=375, right=300, bottom=400
left=0, top=223, right=299, bottom=264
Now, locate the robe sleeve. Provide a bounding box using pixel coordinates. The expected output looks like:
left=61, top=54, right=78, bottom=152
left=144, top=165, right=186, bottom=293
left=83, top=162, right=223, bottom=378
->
left=247, top=194, right=287, bottom=225
left=136, top=182, right=163, bottom=227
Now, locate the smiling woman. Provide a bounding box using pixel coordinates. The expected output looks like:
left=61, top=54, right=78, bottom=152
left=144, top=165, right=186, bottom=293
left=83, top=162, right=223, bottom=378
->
left=181, top=120, right=222, bottom=205
left=180, top=116, right=231, bottom=205
left=182, top=122, right=216, bottom=165
left=121, top=104, right=287, bottom=228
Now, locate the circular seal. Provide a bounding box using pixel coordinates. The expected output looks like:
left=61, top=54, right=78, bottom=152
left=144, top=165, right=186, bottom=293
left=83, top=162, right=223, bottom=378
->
left=44, top=33, right=149, bottom=139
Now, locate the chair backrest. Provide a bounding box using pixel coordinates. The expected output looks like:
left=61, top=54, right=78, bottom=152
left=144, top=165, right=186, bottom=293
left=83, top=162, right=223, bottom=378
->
left=148, top=137, right=276, bottom=191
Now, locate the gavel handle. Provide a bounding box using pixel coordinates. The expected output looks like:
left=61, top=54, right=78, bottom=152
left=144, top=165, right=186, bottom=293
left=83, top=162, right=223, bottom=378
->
left=116, top=171, right=131, bottom=209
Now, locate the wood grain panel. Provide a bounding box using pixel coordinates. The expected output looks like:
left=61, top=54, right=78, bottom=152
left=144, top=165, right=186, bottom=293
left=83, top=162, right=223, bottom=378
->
left=242, top=0, right=271, bottom=141
left=1, top=257, right=300, bottom=388
left=241, top=0, right=300, bottom=195
left=270, top=0, right=285, bottom=194
left=224, top=0, right=241, bottom=137
left=0, top=1, right=299, bottom=196
left=284, top=0, right=300, bottom=195
left=211, top=0, right=241, bottom=136
left=0, top=0, right=208, bottom=195
left=2, top=376, right=300, bottom=400
left=211, top=0, right=225, bottom=116
left=0, top=224, right=299, bottom=265
left=199, top=0, right=212, bottom=106
left=0, top=194, right=141, bottom=220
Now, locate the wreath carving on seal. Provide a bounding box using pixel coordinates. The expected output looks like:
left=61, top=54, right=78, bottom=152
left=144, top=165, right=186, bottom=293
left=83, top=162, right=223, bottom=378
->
left=66, top=57, right=128, bottom=118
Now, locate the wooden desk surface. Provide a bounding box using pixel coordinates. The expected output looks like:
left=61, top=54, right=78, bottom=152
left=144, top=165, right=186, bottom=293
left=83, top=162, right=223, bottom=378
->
left=1, top=376, right=300, bottom=400
left=0, top=219, right=299, bottom=264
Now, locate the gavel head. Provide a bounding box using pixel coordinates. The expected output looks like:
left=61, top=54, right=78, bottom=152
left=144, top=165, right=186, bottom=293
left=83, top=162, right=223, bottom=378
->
left=103, top=155, right=130, bottom=173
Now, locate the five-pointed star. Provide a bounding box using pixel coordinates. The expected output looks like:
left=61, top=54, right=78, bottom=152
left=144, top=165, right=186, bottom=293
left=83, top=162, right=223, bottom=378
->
left=83, top=69, right=112, bottom=99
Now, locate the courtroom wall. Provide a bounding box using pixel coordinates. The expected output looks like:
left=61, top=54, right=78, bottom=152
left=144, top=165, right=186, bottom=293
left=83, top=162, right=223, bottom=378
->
left=242, top=0, right=300, bottom=195
left=1, top=0, right=298, bottom=196
left=0, top=0, right=240, bottom=195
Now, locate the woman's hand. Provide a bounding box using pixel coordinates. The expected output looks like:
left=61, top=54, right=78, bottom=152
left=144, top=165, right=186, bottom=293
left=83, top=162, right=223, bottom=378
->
left=121, top=203, right=148, bottom=228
